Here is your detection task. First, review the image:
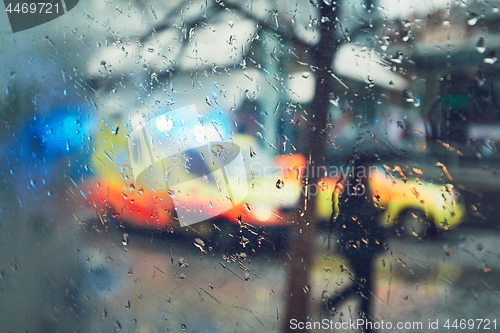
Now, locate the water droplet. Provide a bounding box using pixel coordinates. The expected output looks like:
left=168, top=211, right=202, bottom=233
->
left=391, top=51, right=403, bottom=63
left=487, top=139, right=497, bottom=152
left=302, top=285, right=311, bottom=294
left=402, top=30, right=412, bottom=42
left=240, top=236, right=249, bottom=247
left=484, top=51, right=497, bottom=64
left=178, top=273, right=186, bottom=279
left=181, top=324, right=187, bottom=330
left=477, top=244, right=484, bottom=251
left=403, top=90, right=416, bottom=102
left=412, top=167, right=423, bottom=175
left=122, top=233, right=129, bottom=246
left=476, top=37, right=486, bottom=53
left=380, top=36, right=390, bottom=51
left=302, top=72, right=311, bottom=78
left=178, top=257, right=188, bottom=267
left=321, top=290, right=330, bottom=300
left=475, top=70, right=486, bottom=86
left=194, top=238, right=206, bottom=252
left=210, top=144, right=224, bottom=156
left=249, top=146, right=257, bottom=157
left=397, top=120, right=406, bottom=130
left=328, top=92, right=339, bottom=106
left=205, top=96, right=214, bottom=107
left=275, top=179, right=284, bottom=189
left=320, top=16, right=331, bottom=23
left=467, top=12, right=479, bottom=26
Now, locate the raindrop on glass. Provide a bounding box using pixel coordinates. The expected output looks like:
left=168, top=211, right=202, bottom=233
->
left=178, top=257, right=188, bottom=267
left=402, top=30, right=412, bottom=42
left=391, top=51, right=403, bottom=63
left=475, top=71, right=486, bottom=86
left=476, top=37, right=486, bottom=53
left=484, top=51, right=497, bottom=64
left=467, top=12, right=479, bottom=26
left=381, top=36, right=390, bottom=51
left=194, top=238, right=206, bottom=252
left=240, top=236, right=249, bottom=248
left=205, top=96, right=214, bottom=107
left=210, top=144, right=224, bottom=157
left=122, top=233, right=129, bottom=246
left=401, top=90, right=421, bottom=106
left=397, top=120, right=406, bottom=130
left=249, top=146, right=257, bottom=157
left=329, top=92, right=339, bottom=106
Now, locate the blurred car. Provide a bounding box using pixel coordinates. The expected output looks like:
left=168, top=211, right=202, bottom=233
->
left=75, top=104, right=465, bottom=237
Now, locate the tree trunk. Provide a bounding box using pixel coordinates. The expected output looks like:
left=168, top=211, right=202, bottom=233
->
left=283, top=2, right=340, bottom=332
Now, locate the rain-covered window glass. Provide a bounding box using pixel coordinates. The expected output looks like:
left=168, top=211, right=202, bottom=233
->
left=1, top=0, right=499, bottom=332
